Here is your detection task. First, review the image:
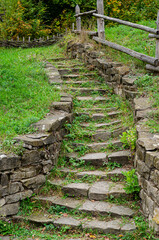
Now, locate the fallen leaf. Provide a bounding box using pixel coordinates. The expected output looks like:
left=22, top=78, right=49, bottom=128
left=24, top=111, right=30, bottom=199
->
left=63, top=213, right=68, bottom=217
left=89, top=234, right=96, bottom=239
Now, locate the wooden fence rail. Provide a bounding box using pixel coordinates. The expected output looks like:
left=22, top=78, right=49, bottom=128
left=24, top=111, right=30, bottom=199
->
left=73, top=0, right=159, bottom=71
left=0, top=34, right=63, bottom=48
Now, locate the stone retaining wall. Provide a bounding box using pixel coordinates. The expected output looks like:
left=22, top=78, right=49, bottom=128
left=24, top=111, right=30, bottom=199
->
left=0, top=63, right=73, bottom=217
left=67, top=41, right=159, bottom=231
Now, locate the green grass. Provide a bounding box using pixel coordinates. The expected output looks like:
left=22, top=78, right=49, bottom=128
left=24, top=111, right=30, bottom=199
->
left=0, top=43, right=66, bottom=153
left=101, top=20, right=156, bottom=70
left=93, top=20, right=159, bottom=132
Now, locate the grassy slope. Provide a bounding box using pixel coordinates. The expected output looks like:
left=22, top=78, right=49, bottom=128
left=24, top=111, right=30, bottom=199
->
left=95, top=20, right=159, bottom=132
left=102, top=20, right=156, bottom=69
left=0, top=44, right=64, bottom=152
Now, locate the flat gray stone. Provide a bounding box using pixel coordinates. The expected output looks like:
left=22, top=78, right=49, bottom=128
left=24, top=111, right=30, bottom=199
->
left=76, top=96, right=106, bottom=102
left=92, top=131, right=111, bottom=141
left=35, top=195, right=83, bottom=209
left=54, top=217, right=81, bottom=228
left=62, top=73, right=95, bottom=79
left=14, top=214, right=54, bottom=224
left=88, top=181, right=126, bottom=200
left=48, top=179, right=64, bottom=187
left=121, top=221, right=136, bottom=231
left=108, top=150, right=131, bottom=165
left=62, top=183, right=90, bottom=197
left=79, top=153, right=107, bottom=166
left=87, top=140, right=122, bottom=151
left=77, top=168, right=127, bottom=180
left=79, top=200, right=134, bottom=217
left=0, top=203, right=19, bottom=217
left=51, top=102, right=72, bottom=113
left=69, top=88, right=107, bottom=94
left=122, top=76, right=136, bottom=86
left=82, top=219, right=121, bottom=234
left=134, top=97, right=151, bottom=111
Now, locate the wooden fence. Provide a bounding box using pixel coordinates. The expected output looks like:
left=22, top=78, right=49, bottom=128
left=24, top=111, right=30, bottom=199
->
left=0, top=34, right=63, bottom=48
left=72, top=0, right=159, bottom=72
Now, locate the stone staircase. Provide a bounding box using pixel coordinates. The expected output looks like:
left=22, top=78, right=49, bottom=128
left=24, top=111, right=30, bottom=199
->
left=14, top=57, right=137, bottom=237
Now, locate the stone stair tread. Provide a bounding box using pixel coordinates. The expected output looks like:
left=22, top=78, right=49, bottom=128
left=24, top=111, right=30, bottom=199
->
left=35, top=195, right=83, bottom=209
left=13, top=214, right=54, bottom=224
left=14, top=213, right=136, bottom=233
left=64, top=80, right=99, bottom=84
left=48, top=179, right=64, bottom=186
left=88, top=181, right=126, bottom=200
left=35, top=195, right=134, bottom=217
left=79, top=200, right=134, bottom=217
left=60, top=180, right=127, bottom=200
left=86, top=139, right=123, bottom=151
left=81, top=120, right=121, bottom=128
left=76, top=96, right=106, bottom=101
left=62, top=73, right=96, bottom=78
left=81, top=107, right=117, bottom=112
left=108, top=150, right=131, bottom=165
left=79, top=152, right=107, bottom=166
left=54, top=217, right=81, bottom=228
left=62, top=183, right=90, bottom=197
left=76, top=168, right=128, bottom=179
left=66, top=87, right=108, bottom=93
left=82, top=219, right=136, bottom=233
left=92, top=111, right=121, bottom=118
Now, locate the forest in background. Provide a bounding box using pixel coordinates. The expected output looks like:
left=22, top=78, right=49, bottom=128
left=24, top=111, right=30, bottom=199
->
left=0, top=0, right=159, bottom=39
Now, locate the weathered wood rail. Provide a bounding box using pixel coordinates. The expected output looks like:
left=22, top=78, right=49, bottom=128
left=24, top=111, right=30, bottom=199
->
left=72, top=0, right=159, bottom=71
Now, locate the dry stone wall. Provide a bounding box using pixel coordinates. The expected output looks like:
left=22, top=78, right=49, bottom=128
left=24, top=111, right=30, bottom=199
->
left=67, top=41, right=159, bottom=231
left=0, top=63, right=73, bottom=217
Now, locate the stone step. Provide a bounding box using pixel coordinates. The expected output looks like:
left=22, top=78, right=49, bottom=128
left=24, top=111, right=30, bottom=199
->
left=80, top=120, right=121, bottom=128
left=65, top=87, right=108, bottom=94
left=90, top=127, right=127, bottom=141
left=58, top=68, right=84, bottom=75
left=59, top=167, right=128, bottom=180
left=57, top=63, right=84, bottom=68
left=76, top=96, right=107, bottom=102
left=62, top=181, right=128, bottom=200
left=75, top=139, right=123, bottom=151
left=92, top=112, right=122, bottom=120
left=80, top=107, right=117, bottom=113
left=48, top=57, right=72, bottom=62
left=64, top=80, right=100, bottom=85
left=35, top=195, right=135, bottom=217
left=66, top=150, right=130, bottom=166
left=13, top=214, right=136, bottom=234
left=62, top=73, right=96, bottom=79
left=108, top=150, right=131, bottom=165
left=82, top=219, right=136, bottom=233
left=66, top=152, right=107, bottom=167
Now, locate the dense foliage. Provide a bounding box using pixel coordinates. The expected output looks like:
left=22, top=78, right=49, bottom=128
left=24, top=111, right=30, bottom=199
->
left=0, top=0, right=159, bottom=39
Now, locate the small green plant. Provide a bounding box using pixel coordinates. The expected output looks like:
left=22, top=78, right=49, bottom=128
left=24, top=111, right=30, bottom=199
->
left=122, top=169, right=140, bottom=196
left=69, top=158, right=85, bottom=168
left=18, top=197, right=42, bottom=216
left=106, top=162, right=122, bottom=170
left=120, top=127, right=137, bottom=152
left=0, top=220, right=15, bottom=236
left=47, top=205, right=69, bottom=215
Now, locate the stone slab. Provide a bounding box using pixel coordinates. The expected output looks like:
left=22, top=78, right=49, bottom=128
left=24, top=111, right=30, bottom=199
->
left=79, top=153, right=107, bottom=166
left=108, top=150, right=131, bottom=165
left=35, top=195, right=83, bottom=209
left=62, top=183, right=90, bottom=197
left=54, top=217, right=81, bottom=228
left=87, top=140, right=122, bottom=151
left=88, top=181, right=126, bottom=200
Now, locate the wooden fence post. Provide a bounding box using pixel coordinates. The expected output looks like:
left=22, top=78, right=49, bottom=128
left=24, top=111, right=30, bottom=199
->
left=75, top=5, right=81, bottom=32
left=156, top=10, right=159, bottom=60
left=97, top=0, right=105, bottom=40
left=72, top=23, right=75, bottom=32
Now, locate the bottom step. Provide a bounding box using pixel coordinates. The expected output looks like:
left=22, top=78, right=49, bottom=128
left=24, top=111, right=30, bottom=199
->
left=13, top=214, right=136, bottom=234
